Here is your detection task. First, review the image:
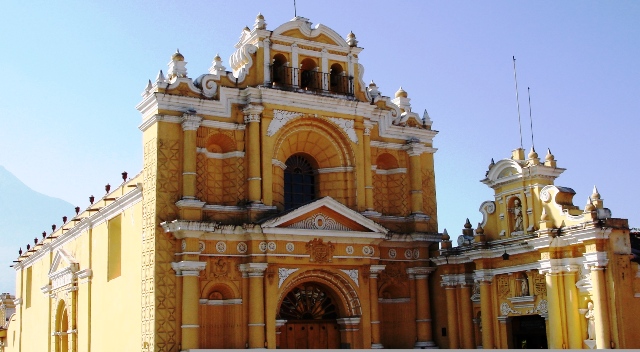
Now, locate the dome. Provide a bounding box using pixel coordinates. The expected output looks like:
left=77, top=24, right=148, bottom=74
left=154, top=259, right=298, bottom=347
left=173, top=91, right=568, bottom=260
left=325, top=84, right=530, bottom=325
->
left=395, top=87, right=408, bottom=98
left=172, top=49, right=184, bottom=61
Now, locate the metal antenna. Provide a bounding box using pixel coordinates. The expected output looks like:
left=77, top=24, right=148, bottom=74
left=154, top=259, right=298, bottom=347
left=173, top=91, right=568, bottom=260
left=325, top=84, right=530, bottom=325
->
left=294, top=0, right=297, bottom=17
left=528, top=87, right=535, bottom=151
left=512, top=56, right=523, bottom=150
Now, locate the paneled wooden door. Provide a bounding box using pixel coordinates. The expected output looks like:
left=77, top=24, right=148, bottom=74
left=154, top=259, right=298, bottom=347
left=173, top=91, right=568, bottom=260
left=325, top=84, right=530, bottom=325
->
left=280, top=320, right=340, bottom=349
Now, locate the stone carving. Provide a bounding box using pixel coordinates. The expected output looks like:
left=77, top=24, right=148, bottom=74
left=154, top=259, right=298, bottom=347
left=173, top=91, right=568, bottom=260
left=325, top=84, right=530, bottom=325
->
left=362, top=245, right=374, bottom=256
left=259, top=242, right=268, bottom=252
left=181, top=240, right=186, bottom=251
left=328, top=117, right=358, bottom=143
left=517, top=274, right=530, bottom=296
left=286, top=242, right=295, bottom=252
left=500, top=302, right=521, bottom=316
left=388, top=248, right=396, bottom=259
left=211, top=258, right=229, bottom=278
left=525, top=299, right=549, bottom=315
left=267, top=242, right=277, bottom=251
left=287, top=213, right=350, bottom=231
left=305, top=238, right=335, bottom=263
left=340, top=269, right=359, bottom=287
left=346, top=245, right=354, bottom=255
left=198, top=241, right=205, bottom=252
left=236, top=242, right=248, bottom=253
left=512, top=198, right=524, bottom=232
left=497, top=275, right=510, bottom=297
left=267, top=110, right=303, bottom=136
left=533, top=273, right=547, bottom=296
left=585, top=302, right=596, bottom=340
left=216, top=241, right=226, bottom=253
left=404, top=249, right=413, bottom=259
left=278, top=268, right=299, bottom=288
left=413, top=248, right=420, bottom=259
left=540, top=186, right=551, bottom=202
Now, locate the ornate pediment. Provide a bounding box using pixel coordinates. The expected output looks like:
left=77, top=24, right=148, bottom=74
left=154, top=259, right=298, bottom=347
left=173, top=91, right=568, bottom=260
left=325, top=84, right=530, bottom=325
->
left=260, top=197, right=388, bottom=237
left=48, top=249, right=79, bottom=292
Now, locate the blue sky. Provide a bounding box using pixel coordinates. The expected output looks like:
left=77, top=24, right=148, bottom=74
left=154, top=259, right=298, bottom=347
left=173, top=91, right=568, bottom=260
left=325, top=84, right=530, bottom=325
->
left=1, top=0, right=638, bottom=248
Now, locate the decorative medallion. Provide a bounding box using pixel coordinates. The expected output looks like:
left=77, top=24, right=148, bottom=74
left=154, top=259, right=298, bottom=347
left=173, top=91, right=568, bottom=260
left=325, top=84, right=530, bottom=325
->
left=198, top=241, right=206, bottom=252
left=388, top=248, right=397, bottom=259
left=259, top=242, right=268, bottom=253
left=267, top=242, right=277, bottom=252
left=237, top=242, right=248, bottom=254
left=540, top=186, right=551, bottom=202
left=286, top=242, right=295, bottom=252
left=340, top=269, right=359, bottom=287
left=404, top=249, right=413, bottom=259
left=413, top=248, right=420, bottom=259
left=485, top=201, right=496, bottom=214
left=211, top=258, right=229, bottom=278
left=346, top=245, right=354, bottom=255
left=362, top=246, right=374, bottom=256
left=216, top=241, right=226, bottom=253
left=278, top=268, right=299, bottom=287
left=305, top=238, right=335, bottom=263
left=181, top=240, right=187, bottom=251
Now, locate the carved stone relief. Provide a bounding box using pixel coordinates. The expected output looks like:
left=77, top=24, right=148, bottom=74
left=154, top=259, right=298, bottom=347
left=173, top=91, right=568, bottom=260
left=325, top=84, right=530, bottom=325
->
left=305, top=238, right=335, bottom=263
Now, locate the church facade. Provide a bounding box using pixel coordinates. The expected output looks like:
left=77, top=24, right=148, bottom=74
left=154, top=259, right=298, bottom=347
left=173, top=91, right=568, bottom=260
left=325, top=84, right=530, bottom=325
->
left=1, top=14, right=639, bottom=351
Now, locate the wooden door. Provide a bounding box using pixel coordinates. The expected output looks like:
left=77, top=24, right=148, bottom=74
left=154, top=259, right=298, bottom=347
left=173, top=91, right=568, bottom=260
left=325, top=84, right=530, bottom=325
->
left=280, top=321, right=340, bottom=349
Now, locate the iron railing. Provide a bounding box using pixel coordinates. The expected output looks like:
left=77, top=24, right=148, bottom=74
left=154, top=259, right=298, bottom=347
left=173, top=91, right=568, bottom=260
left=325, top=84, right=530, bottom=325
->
left=268, top=65, right=354, bottom=98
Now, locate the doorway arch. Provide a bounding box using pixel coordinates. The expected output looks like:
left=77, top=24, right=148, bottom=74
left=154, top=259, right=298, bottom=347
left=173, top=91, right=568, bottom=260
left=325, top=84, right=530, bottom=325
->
left=277, top=269, right=362, bottom=349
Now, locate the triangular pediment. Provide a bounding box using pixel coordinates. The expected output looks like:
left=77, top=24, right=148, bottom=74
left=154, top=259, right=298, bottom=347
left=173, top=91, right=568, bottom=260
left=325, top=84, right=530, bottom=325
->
left=261, top=197, right=388, bottom=236
left=48, top=248, right=78, bottom=277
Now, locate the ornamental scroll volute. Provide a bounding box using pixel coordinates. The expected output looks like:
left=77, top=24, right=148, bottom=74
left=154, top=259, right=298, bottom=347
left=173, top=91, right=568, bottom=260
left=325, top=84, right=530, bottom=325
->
left=305, top=238, right=335, bottom=263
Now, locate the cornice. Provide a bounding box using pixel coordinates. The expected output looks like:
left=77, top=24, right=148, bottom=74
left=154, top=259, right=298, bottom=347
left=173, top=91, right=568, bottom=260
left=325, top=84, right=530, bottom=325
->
left=16, top=185, right=142, bottom=270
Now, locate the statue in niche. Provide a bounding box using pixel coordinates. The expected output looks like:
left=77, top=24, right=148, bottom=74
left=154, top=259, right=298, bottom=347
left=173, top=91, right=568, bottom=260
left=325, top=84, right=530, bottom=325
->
left=517, top=274, right=529, bottom=296
left=512, top=198, right=524, bottom=232
left=585, top=302, right=596, bottom=340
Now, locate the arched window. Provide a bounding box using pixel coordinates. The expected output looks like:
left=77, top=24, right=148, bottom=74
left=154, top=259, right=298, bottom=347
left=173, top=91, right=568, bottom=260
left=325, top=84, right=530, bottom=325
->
left=278, top=284, right=338, bottom=320
left=284, top=154, right=316, bottom=209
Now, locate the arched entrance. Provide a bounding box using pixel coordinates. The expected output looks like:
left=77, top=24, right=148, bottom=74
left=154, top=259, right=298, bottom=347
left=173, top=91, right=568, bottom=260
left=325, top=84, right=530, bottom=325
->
left=278, top=283, right=341, bottom=349
left=510, top=315, right=548, bottom=349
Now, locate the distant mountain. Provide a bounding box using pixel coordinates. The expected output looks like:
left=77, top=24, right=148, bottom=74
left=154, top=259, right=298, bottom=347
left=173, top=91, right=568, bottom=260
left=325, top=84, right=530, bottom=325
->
left=0, top=166, right=74, bottom=295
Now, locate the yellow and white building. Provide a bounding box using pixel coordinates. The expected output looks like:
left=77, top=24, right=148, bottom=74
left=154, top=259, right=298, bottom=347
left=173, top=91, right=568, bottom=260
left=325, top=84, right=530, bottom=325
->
left=1, top=14, right=638, bottom=351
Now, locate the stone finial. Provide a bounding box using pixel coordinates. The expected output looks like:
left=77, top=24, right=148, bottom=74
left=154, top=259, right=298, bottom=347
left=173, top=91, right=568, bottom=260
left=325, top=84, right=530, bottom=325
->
left=168, top=49, right=188, bottom=80
left=254, top=12, right=267, bottom=30
left=392, top=87, right=411, bottom=113
left=544, top=148, right=556, bottom=167
left=155, top=70, right=166, bottom=84
left=442, top=229, right=450, bottom=241
left=476, top=223, right=484, bottom=234
left=346, top=31, right=358, bottom=47
left=591, top=185, right=600, bottom=200
left=209, top=53, right=227, bottom=75
left=142, top=79, right=153, bottom=96
left=367, top=80, right=380, bottom=100
left=464, top=218, right=472, bottom=229
left=422, top=109, right=432, bottom=127
left=591, top=185, right=604, bottom=209
left=584, top=197, right=595, bottom=212
left=528, top=147, right=540, bottom=165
